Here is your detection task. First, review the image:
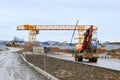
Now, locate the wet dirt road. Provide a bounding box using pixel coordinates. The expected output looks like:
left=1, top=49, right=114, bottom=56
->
left=0, top=48, right=47, bottom=80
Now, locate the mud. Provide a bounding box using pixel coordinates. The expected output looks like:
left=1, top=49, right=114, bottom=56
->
left=0, top=48, right=48, bottom=80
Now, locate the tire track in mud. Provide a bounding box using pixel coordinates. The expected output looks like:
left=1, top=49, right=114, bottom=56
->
left=0, top=48, right=48, bottom=80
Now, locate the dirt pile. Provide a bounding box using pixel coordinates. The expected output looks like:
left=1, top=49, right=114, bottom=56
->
left=96, top=48, right=107, bottom=53
left=110, top=54, right=120, bottom=59
left=109, top=48, right=120, bottom=52
left=25, top=54, right=120, bottom=80
left=91, top=48, right=120, bottom=59
left=49, top=47, right=71, bottom=53
left=106, top=48, right=120, bottom=59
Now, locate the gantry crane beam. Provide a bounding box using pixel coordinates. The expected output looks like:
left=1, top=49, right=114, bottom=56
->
left=17, top=25, right=97, bottom=30
left=16, top=24, right=97, bottom=44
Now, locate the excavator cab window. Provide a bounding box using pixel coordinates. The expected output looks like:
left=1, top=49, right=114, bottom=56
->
left=91, top=39, right=98, bottom=52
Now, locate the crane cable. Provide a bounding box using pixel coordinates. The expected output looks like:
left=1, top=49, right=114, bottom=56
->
left=70, top=20, right=79, bottom=44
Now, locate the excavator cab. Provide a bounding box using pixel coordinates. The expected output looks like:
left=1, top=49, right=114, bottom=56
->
left=91, top=39, right=98, bottom=52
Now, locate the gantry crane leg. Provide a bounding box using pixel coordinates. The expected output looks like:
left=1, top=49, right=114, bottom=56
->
left=77, top=26, right=85, bottom=44
left=29, top=30, right=37, bottom=45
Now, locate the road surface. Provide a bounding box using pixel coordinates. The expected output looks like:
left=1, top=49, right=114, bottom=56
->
left=0, top=47, right=47, bottom=80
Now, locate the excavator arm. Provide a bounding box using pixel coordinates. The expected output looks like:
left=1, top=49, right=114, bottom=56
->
left=82, top=25, right=93, bottom=52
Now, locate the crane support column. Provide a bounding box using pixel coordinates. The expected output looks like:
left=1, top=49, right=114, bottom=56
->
left=29, top=30, right=37, bottom=44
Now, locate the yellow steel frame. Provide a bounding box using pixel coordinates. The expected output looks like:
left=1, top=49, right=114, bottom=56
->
left=17, top=24, right=97, bottom=46
left=29, top=30, right=37, bottom=43
left=77, top=25, right=85, bottom=44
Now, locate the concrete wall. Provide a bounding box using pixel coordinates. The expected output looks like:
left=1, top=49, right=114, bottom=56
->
left=33, top=46, right=44, bottom=54
left=25, top=54, right=120, bottom=80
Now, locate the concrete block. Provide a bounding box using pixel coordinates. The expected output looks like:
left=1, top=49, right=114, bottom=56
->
left=33, top=46, right=44, bottom=54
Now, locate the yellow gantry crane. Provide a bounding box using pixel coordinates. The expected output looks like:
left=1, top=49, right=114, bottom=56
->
left=16, top=24, right=97, bottom=45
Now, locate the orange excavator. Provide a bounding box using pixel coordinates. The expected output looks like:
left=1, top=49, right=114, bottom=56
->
left=75, top=25, right=98, bottom=62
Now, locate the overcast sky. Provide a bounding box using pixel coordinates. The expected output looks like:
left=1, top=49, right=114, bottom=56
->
left=0, top=0, right=120, bottom=42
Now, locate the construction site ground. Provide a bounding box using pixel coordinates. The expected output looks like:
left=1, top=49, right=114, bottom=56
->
left=24, top=52, right=120, bottom=80
left=46, top=52, right=120, bottom=71
left=0, top=47, right=48, bottom=80
left=1, top=47, right=120, bottom=80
